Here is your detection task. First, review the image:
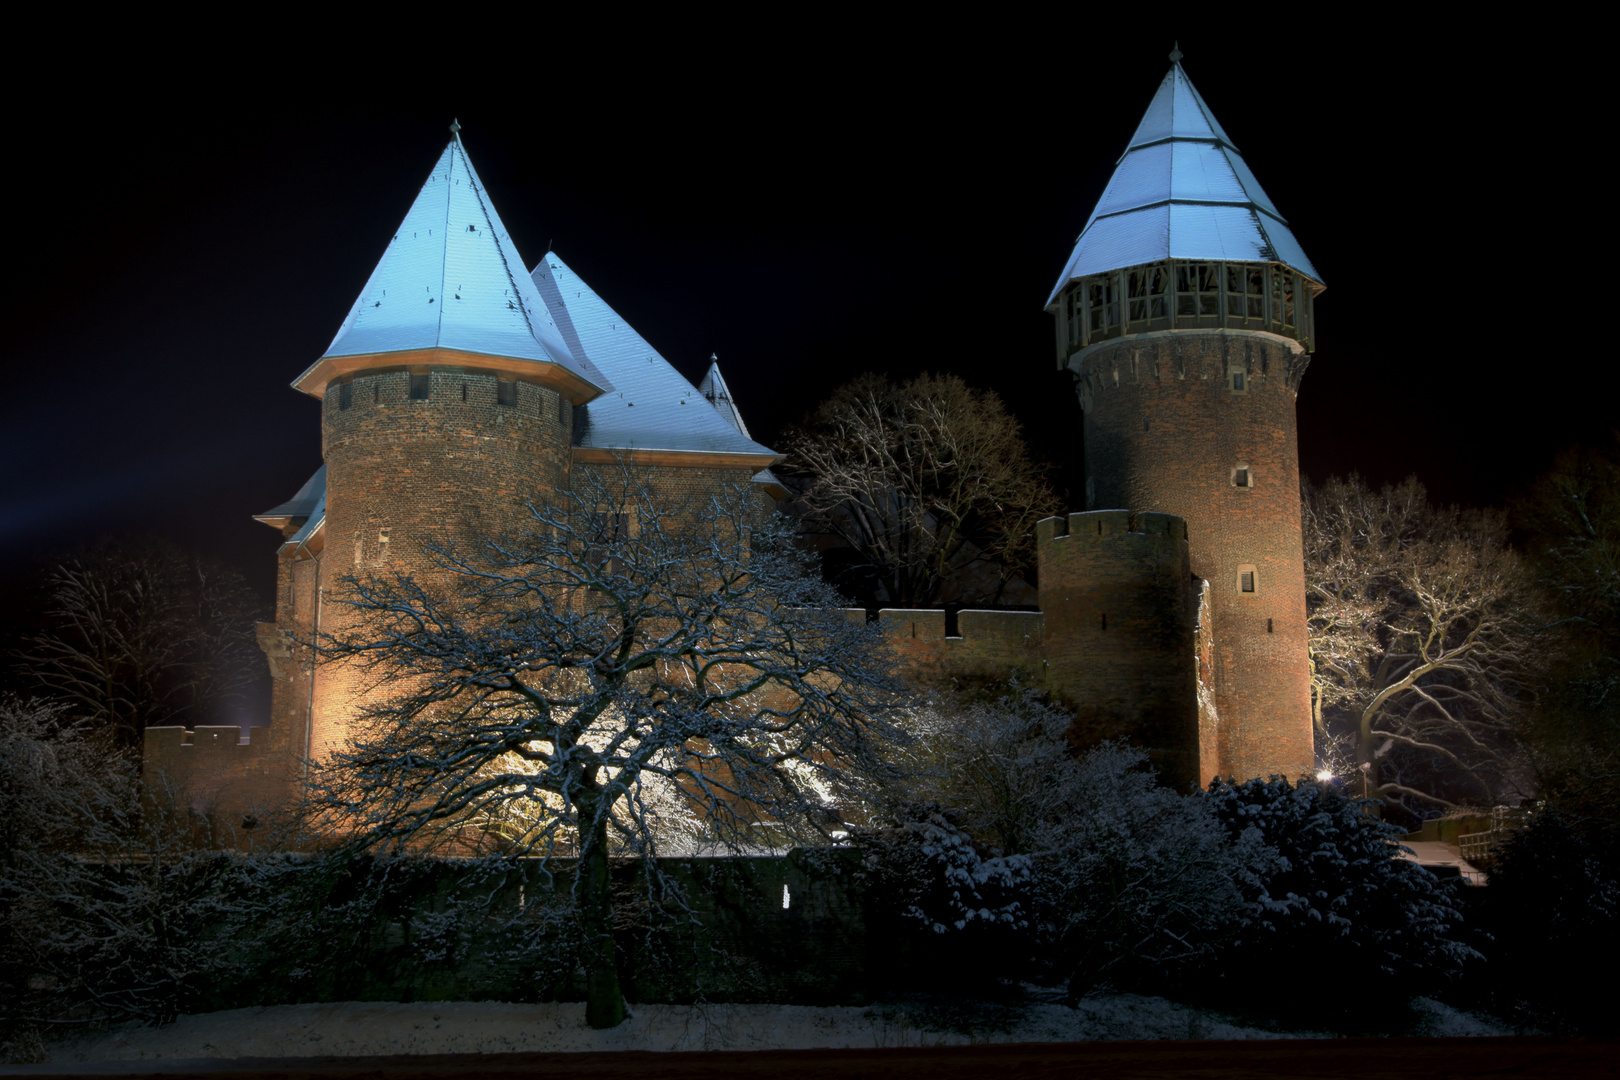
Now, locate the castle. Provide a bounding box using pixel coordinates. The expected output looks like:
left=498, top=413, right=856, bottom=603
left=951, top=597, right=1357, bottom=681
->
left=144, top=51, right=1320, bottom=824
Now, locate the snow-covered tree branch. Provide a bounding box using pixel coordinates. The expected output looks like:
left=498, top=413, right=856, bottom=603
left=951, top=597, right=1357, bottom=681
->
left=306, top=467, right=905, bottom=1028
left=1303, top=475, right=1536, bottom=820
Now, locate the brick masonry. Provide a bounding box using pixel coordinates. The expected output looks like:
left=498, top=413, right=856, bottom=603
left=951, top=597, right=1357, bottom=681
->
left=1069, top=328, right=1315, bottom=781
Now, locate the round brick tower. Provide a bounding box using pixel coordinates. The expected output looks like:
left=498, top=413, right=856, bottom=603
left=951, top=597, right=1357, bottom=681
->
left=287, top=129, right=609, bottom=762
left=1045, top=52, right=1322, bottom=783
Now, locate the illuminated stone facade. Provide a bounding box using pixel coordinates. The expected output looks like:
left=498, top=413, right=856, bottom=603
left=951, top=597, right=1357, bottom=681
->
left=143, top=55, right=1323, bottom=834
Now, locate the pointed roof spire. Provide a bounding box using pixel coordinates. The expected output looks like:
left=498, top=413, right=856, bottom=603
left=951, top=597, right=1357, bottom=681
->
left=697, top=358, right=751, bottom=439
left=1168, top=41, right=1183, bottom=64
left=296, top=132, right=609, bottom=399
left=1046, top=56, right=1321, bottom=308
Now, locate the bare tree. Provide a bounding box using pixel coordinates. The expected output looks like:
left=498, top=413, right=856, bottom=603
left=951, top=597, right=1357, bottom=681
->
left=783, top=373, right=1057, bottom=607
left=307, top=467, right=904, bottom=1029
left=1303, top=475, right=1535, bottom=820
left=20, top=540, right=263, bottom=749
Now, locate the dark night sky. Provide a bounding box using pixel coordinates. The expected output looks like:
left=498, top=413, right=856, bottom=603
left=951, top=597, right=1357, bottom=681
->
left=0, top=23, right=1588, bottom=613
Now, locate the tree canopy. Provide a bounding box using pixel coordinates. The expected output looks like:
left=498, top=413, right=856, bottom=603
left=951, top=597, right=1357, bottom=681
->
left=1303, top=475, right=1535, bottom=821
left=18, top=539, right=263, bottom=749
left=783, top=373, right=1057, bottom=608
left=307, top=468, right=904, bottom=1028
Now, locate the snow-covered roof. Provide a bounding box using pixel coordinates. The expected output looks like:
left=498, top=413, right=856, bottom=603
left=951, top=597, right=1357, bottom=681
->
left=313, top=131, right=608, bottom=395
left=254, top=464, right=325, bottom=526
left=1046, top=57, right=1321, bottom=308
left=530, top=254, right=780, bottom=462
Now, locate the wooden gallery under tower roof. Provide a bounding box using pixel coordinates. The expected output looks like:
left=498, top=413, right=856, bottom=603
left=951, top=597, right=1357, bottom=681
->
left=1046, top=47, right=1322, bottom=783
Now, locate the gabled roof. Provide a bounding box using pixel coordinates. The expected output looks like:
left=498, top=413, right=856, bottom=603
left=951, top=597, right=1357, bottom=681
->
left=314, top=132, right=608, bottom=395
left=1046, top=56, right=1321, bottom=308
left=529, top=254, right=780, bottom=462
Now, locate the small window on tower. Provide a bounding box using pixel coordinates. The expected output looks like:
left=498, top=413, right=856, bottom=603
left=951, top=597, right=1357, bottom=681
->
left=409, top=374, right=431, bottom=400
left=1238, top=564, right=1258, bottom=594
left=558, top=394, right=569, bottom=423
left=497, top=379, right=518, bottom=407
left=339, top=383, right=352, bottom=410
left=1228, top=364, right=1247, bottom=393
left=1232, top=464, right=1254, bottom=488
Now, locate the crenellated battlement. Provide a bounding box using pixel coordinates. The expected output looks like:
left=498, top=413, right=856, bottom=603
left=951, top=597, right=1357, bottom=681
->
left=1068, top=330, right=1310, bottom=412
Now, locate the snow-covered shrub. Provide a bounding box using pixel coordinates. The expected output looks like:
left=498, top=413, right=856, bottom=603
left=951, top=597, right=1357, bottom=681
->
left=860, top=805, right=1032, bottom=935
left=1039, top=742, right=1256, bottom=998
left=875, top=690, right=1251, bottom=996
left=1203, top=776, right=1478, bottom=1023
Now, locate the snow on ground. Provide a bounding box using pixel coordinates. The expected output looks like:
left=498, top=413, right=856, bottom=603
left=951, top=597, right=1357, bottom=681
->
left=29, top=995, right=1507, bottom=1063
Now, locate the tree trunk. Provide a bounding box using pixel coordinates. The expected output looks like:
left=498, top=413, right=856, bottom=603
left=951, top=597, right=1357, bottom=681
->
left=576, top=790, right=627, bottom=1029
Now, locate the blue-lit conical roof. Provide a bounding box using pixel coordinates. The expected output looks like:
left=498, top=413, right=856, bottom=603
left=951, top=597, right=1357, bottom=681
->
left=530, top=255, right=779, bottom=461
left=310, top=133, right=608, bottom=395
left=1045, top=58, right=1321, bottom=308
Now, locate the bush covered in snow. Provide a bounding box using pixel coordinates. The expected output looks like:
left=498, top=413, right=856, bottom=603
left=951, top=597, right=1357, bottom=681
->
left=1200, top=775, right=1478, bottom=1025
left=873, top=691, right=1255, bottom=997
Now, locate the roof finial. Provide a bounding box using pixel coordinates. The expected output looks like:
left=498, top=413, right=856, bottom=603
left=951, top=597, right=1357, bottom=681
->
left=1169, top=41, right=1183, bottom=64
left=710, top=353, right=718, bottom=362
left=449, top=118, right=462, bottom=136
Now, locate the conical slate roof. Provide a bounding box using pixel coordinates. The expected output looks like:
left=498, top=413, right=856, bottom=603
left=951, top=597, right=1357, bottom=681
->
left=315, top=133, right=608, bottom=395
left=530, top=254, right=780, bottom=461
left=1046, top=57, right=1321, bottom=308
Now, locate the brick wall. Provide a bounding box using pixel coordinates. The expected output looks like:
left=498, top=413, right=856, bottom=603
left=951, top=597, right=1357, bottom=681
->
left=311, top=369, right=575, bottom=762
left=1072, top=329, right=1314, bottom=781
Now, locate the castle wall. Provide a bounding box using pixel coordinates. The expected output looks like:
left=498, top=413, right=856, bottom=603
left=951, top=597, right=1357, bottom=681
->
left=863, top=608, right=1045, bottom=689
left=141, top=724, right=292, bottom=846
left=1073, top=329, right=1314, bottom=781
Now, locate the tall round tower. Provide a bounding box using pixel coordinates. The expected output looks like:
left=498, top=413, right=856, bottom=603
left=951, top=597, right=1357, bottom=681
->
left=284, top=129, right=610, bottom=763
left=1046, top=51, right=1322, bottom=783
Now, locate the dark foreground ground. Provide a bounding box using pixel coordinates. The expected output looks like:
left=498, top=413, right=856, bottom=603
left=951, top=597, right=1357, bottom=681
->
left=4, top=1037, right=1612, bottom=1080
